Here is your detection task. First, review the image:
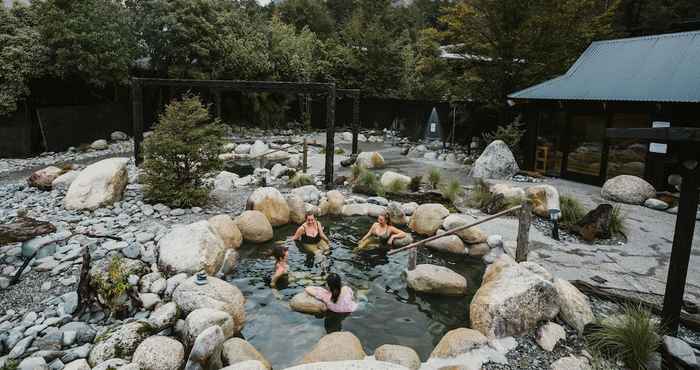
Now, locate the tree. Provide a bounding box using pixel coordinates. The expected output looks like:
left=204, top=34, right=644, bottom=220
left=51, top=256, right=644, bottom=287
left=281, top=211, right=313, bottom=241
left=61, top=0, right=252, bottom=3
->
left=274, top=0, right=335, bottom=39
left=609, top=0, right=699, bottom=35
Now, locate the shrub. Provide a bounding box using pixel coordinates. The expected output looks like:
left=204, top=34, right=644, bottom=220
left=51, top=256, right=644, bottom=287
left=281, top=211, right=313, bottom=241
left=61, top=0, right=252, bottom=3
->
left=409, top=175, right=422, bottom=192
left=560, top=195, right=587, bottom=227
left=609, top=205, right=627, bottom=236
left=386, top=178, right=407, bottom=193
left=357, top=170, right=384, bottom=196
left=427, top=168, right=442, bottom=189
left=441, top=179, right=464, bottom=203
left=481, top=119, right=526, bottom=153
left=141, top=94, right=227, bottom=207
left=92, top=255, right=131, bottom=315
left=1, top=359, right=18, bottom=370
left=351, top=164, right=365, bottom=182
left=586, top=305, right=661, bottom=370
left=288, top=172, right=314, bottom=188
left=466, top=179, right=493, bottom=209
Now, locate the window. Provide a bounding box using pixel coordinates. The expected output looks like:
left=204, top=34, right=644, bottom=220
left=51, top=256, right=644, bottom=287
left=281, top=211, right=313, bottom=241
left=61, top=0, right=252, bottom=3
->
left=606, top=113, right=649, bottom=179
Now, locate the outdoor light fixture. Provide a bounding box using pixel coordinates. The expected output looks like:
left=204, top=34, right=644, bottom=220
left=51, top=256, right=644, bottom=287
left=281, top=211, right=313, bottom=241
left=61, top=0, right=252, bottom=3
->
left=549, top=208, right=561, bottom=241
left=195, top=271, right=208, bottom=285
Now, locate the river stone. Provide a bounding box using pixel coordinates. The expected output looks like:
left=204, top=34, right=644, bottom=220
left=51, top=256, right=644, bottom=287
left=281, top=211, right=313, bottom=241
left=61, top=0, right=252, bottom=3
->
left=644, top=198, right=669, bottom=210
left=158, top=220, right=226, bottom=275
left=64, top=158, right=129, bottom=210
left=441, top=214, right=487, bottom=244
left=19, top=357, right=48, bottom=370
left=490, top=183, right=525, bottom=200
left=470, top=255, right=559, bottom=338
left=63, top=360, right=90, bottom=370
left=133, top=336, right=184, bottom=370
left=468, top=243, right=490, bottom=257
left=374, top=344, right=420, bottom=370
left=59, top=322, right=95, bottom=345
left=235, top=144, right=251, bottom=154
left=429, top=328, right=488, bottom=359
left=291, top=185, right=322, bottom=205
left=409, top=204, right=450, bottom=236
left=221, top=338, right=271, bottom=369
left=286, top=194, right=306, bottom=224
left=553, top=279, right=593, bottom=333
left=404, top=264, right=467, bottom=296
left=550, top=355, right=592, bottom=370
left=526, top=185, right=561, bottom=218
left=662, top=336, right=697, bottom=368
left=322, top=190, right=345, bottom=215
left=570, top=204, right=613, bottom=241
left=221, top=361, right=267, bottom=370
left=214, top=171, right=239, bottom=192
left=342, top=203, right=368, bottom=216
left=172, top=276, right=245, bottom=334
left=536, top=322, right=565, bottom=352
left=235, top=211, right=273, bottom=243
left=290, top=292, right=327, bottom=315
left=356, top=152, right=385, bottom=169
left=52, top=170, right=80, bottom=191
left=380, top=172, right=411, bottom=189
left=29, top=166, right=64, bottom=190
left=87, top=321, right=157, bottom=366
left=288, top=360, right=409, bottom=370
left=425, top=230, right=466, bottom=254
left=601, top=175, right=655, bottom=204
left=246, top=187, right=290, bottom=226
left=249, top=140, right=269, bottom=158
left=301, top=332, right=366, bottom=364
left=468, top=140, right=519, bottom=180
left=185, top=325, right=225, bottom=370
left=110, top=131, right=128, bottom=141
left=387, top=202, right=408, bottom=226
left=367, top=204, right=386, bottom=217
left=185, top=308, right=235, bottom=345
left=208, top=215, right=243, bottom=249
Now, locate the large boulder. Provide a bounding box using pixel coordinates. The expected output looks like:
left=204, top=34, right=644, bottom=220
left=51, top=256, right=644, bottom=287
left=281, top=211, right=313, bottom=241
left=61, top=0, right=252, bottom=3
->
left=173, top=275, right=246, bottom=334
left=158, top=221, right=227, bottom=275
left=404, top=264, right=467, bottom=296
left=28, top=166, right=64, bottom=190
left=373, top=345, right=420, bottom=370
left=490, top=183, right=525, bottom=199
left=291, top=185, right=321, bottom=204
left=601, top=175, right=655, bottom=204
left=64, top=157, right=129, bottom=210
left=342, top=203, right=368, bottom=216
left=185, top=308, right=235, bottom=345
left=249, top=140, right=269, bottom=158
left=380, top=171, right=411, bottom=190
left=208, top=215, right=243, bottom=250
left=221, top=338, right=271, bottom=370
left=553, top=279, right=594, bottom=333
left=214, top=171, right=239, bottom=192
left=246, top=187, right=290, bottom=226
left=441, top=214, right=487, bottom=244
left=301, top=332, right=366, bottom=364
left=356, top=152, right=385, bottom=169
left=235, top=211, right=274, bottom=243
left=320, top=190, right=345, bottom=215
left=286, top=194, right=306, bottom=224
left=429, top=328, right=488, bottom=359
left=409, top=204, right=450, bottom=236
left=386, top=202, right=408, bottom=226
left=88, top=321, right=157, bottom=366
left=52, top=170, right=80, bottom=191
left=470, top=255, right=559, bottom=338
left=570, top=204, right=613, bottom=241
left=425, top=229, right=466, bottom=254
left=186, top=325, right=225, bottom=370
left=288, top=361, right=408, bottom=370
left=132, top=336, right=184, bottom=370
left=290, top=291, right=327, bottom=315
left=525, top=185, right=560, bottom=218
left=468, top=140, right=519, bottom=180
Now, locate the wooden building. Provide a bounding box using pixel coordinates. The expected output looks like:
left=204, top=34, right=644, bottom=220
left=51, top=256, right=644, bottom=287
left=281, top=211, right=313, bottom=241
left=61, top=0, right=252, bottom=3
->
left=509, top=31, right=700, bottom=189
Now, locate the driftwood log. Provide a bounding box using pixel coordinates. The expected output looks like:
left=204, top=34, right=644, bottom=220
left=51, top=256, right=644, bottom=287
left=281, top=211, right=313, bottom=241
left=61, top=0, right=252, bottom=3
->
left=0, top=216, right=56, bottom=245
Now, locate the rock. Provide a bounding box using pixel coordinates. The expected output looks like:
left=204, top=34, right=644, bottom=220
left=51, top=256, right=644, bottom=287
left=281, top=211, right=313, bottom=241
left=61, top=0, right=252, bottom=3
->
left=401, top=202, right=418, bottom=216
left=235, top=211, right=273, bottom=243
left=644, top=198, right=669, bottom=210
left=221, top=338, right=271, bottom=369
left=404, top=264, right=467, bottom=296
left=287, top=361, right=407, bottom=370
left=147, top=302, right=179, bottom=330
left=172, top=275, right=245, bottom=334
left=409, top=204, right=450, bottom=236
left=366, top=204, right=386, bottom=217
left=301, top=332, right=366, bottom=364
left=489, top=183, right=525, bottom=200
left=110, top=131, right=128, bottom=141
left=246, top=187, right=290, bottom=226
left=140, top=293, right=160, bottom=309
left=29, top=166, right=64, bottom=190
left=550, top=355, right=592, bottom=370
left=536, top=322, right=566, bottom=352
left=441, top=214, right=487, bottom=244
left=601, top=175, right=655, bottom=204
left=291, top=185, right=321, bottom=204
left=92, top=359, right=128, bottom=370
left=208, top=215, right=243, bottom=250
left=270, top=164, right=288, bottom=178
left=90, top=139, right=108, bottom=150
left=380, top=172, right=411, bottom=190
left=62, top=360, right=90, bottom=370
left=64, top=158, right=129, bottom=210
left=221, top=361, right=267, bottom=370
left=289, top=292, right=326, bottom=315
left=59, top=322, right=95, bottom=344
left=185, top=309, right=235, bottom=345
left=214, top=171, right=239, bottom=192
left=321, top=190, right=344, bottom=215
left=570, top=204, right=613, bottom=241
left=249, top=140, right=269, bottom=158
left=374, top=344, right=420, bottom=370
left=9, top=336, right=34, bottom=359
left=158, top=220, right=227, bottom=275
left=486, top=234, right=503, bottom=248
left=133, top=336, right=184, bottom=370
left=429, top=328, right=488, bottom=359
left=468, top=243, right=490, bottom=257
left=235, top=144, right=251, bottom=154
left=468, top=140, right=519, bottom=180
left=19, top=357, right=48, bottom=370
left=185, top=325, right=225, bottom=370
left=286, top=194, right=306, bottom=224
left=662, top=336, right=698, bottom=368
left=60, top=343, right=92, bottom=363
left=526, top=185, right=561, bottom=218
left=60, top=292, right=79, bottom=315
left=356, top=152, right=385, bottom=169
left=553, top=279, right=594, bottom=333
left=87, top=321, right=156, bottom=366
left=287, top=155, right=301, bottom=169
left=342, top=204, right=368, bottom=217
left=52, top=171, right=80, bottom=191
left=425, top=230, right=466, bottom=254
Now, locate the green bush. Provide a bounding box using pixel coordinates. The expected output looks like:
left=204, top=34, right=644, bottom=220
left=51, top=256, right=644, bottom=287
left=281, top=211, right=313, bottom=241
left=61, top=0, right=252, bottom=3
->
left=357, top=170, right=384, bottom=196
left=560, top=195, right=587, bottom=227
left=288, top=172, right=314, bottom=188
left=482, top=119, right=525, bottom=153
left=586, top=305, right=661, bottom=370
left=351, top=164, right=365, bottom=182
left=441, top=179, right=464, bottom=203
left=386, top=178, right=407, bottom=193
left=427, top=168, right=442, bottom=189
left=409, top=175, right=422, bottom=192
left=141, top=94, right=227, bottom=207
left=610, top=205, right=627, bottom=236
left=92, top=255, right=131, bottom=315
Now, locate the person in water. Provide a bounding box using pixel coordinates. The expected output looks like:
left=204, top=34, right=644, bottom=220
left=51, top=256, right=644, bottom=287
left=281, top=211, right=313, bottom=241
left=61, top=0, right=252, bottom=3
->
left=305, top=272, right=358, bottom=313
left=292, top=213, right=331, bottom=256
left=270, top=245, right=288, bottom=288
left=355, top=212, right=409, bottom=252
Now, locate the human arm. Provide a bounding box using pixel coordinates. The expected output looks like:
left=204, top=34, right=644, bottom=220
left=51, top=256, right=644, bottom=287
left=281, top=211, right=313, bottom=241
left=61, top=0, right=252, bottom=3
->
left=292, top=225, right=304, bottom=241
left=387, top=226, right=406, bottom=245
left=317, top=222, right=331, bottom=243
left=304, top=286, right=331, bottom=302
left=359, top=223, right=376, bottom=242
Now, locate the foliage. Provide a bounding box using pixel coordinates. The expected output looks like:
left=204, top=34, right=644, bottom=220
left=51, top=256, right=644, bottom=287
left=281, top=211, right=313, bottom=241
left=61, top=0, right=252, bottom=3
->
left=386, top=178, right=408, bottom=194
left=427, top=168, right=442, bottom=189
left=441, top=179, right=464, bottom=203
left=609, top=205, right=627, bottom=236
left=351, top=164, right=365, bottom=182
left=0, top=359, right=18, bottom=370
left=409, top=175, right=422, bottom=192
left=482, top=119, right=526, bottom=153
left=334, top=147, right=345, bottom=155
left=92, top=255, right=131, bottom=314
left=274, top=0, right=335, bottom=39
left=560, top=195, right=587, bottom=227
left=141, top=94, right=226, bottom=208
left=586, top=305, right=662, bottom=370
left=356, top=169, right=384, bottom=196
left=466, top=179, right=493, bottom=209
left=288, top=172, right=314, bottom=188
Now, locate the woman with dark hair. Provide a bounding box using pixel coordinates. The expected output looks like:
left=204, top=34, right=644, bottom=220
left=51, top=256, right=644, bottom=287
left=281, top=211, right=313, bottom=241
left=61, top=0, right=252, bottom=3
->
left=305, top=272, right=358, bottom=313
left=292, top=212, right=331, bottom=255
left=270, top=245, right=288, bottom=288
left=354, top=212, right=410, bottom=252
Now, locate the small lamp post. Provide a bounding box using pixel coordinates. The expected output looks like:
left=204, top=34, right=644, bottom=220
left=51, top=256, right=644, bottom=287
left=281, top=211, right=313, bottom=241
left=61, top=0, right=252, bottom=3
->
left=549, top=208, right=561, bottom=241
left=195, top=271, right=208, bottom=285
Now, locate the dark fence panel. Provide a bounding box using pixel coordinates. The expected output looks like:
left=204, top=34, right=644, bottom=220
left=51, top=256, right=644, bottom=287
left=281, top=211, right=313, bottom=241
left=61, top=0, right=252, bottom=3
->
left=0, top=104, right=35, bottom=158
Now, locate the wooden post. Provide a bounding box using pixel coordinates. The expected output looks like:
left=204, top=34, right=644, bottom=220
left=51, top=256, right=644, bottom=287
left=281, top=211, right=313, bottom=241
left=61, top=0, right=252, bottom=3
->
left=131, top=80, right=144, bottom=165
left=516, top=200, right=533, bottom=262
left=408, top=248, right=417, bottom=271
left=662, top=162, right=699, bottom=335
left=302, top=139, right=308, bottom=173
left=324, top=87, right=336, bottom=188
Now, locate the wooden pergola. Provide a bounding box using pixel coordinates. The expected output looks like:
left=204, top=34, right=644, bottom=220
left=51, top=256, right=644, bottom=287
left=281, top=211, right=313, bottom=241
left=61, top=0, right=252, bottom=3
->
left=130, top=78, right=360, bottom=188
left=607, top=126, right=700, bottom=335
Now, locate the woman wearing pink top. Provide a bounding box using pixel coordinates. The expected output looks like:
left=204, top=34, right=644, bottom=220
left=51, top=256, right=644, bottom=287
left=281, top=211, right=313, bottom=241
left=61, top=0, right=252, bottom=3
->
left=305, top=273, right=358, bottom=313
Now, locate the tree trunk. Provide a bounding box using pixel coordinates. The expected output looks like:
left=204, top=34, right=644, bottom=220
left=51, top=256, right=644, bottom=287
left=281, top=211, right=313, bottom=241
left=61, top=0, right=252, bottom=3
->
left=0, top=217, right=56, bottom=246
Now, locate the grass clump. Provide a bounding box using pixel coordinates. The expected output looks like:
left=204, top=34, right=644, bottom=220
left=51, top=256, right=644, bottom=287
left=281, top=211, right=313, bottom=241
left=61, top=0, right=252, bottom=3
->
left=427, top=168, right=442, bottom=189
left=1, top=359, right=18, bottom=370
left=335, top=147, right=345, bottom=155
left=466, top=179, right=493, bottom=209
left=386, top=178, right=407, bottom=193
left=351, top=164, right=365, bottom=182
left=141, top=94, right=227, bottom=208
left=409, top=176, right=422, bottom=192
left=288, top=172, right=314, bottom=188
left=609, top=205, right=627, bottom=236
left=356, top=170, right=384, bottom=196
left=441, top=179, right=464, bottom=203
left=560, top=195, right=587, bottom=227
left=92, top=255, right=131, bottom=315
left=586, top=305, right=661, bottom=370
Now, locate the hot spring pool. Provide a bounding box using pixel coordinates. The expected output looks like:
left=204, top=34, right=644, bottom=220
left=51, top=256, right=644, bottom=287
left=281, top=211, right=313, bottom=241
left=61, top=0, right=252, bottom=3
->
left=229, top=216, right=485, bottom=368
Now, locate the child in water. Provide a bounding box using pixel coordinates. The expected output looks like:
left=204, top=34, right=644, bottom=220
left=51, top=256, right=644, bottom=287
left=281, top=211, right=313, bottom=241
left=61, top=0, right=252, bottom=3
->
left=305, top=273, right=358, bottom=313
left=270, top=245, right=288, bottom=288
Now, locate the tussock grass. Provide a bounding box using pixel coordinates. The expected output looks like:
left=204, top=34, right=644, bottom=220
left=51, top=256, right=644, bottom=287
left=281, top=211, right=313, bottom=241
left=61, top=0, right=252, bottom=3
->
left=386, top=178, right=407, bottom=193
left=409, top=175, right=422, bottom=192
left=427, top=168, right=442, bottom=189
left=465, top=179, right=493, bottom=209
left=609, top=205, right=627, bottom=236
left=288, top=172, right=314, bottom=188
left=560, top=195, right=587, bottom=227
left=441, top=179, right=464, bottom=203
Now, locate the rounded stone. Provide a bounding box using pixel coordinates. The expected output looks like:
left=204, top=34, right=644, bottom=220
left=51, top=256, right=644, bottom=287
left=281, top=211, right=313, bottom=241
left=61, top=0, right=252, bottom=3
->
left=132, top=336, right=185, bottom=370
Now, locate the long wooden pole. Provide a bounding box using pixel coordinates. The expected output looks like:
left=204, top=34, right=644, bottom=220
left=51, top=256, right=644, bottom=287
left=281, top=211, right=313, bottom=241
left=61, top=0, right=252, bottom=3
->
left=388, top=205, right=522, bottom=256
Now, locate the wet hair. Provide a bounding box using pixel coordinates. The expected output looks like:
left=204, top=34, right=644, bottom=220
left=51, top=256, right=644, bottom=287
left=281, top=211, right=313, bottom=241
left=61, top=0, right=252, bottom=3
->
left=326, top=273, right=342, bottom=303
left=272, top=245, right=287, bottom=262
left=305, top=212, right=316, bottom=222
left=378, top=212, right=391, bottom=226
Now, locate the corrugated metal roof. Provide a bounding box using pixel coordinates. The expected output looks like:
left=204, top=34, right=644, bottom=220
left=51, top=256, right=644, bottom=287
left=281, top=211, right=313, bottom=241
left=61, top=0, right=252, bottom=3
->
left=509, top=31, right=700, bottom=103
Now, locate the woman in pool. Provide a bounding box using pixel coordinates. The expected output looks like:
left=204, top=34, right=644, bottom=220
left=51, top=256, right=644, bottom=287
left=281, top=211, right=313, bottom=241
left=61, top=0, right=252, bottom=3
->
left=355, top=212, right=410, bottom=252
left=270, top=245, right=288, bottom=288
left=305, top=273, right=358, bottom=313
left=292, top=213, right=331, bottom=256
